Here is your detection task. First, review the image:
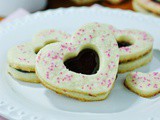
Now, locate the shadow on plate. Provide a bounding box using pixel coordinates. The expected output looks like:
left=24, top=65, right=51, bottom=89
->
left=13, top=78, right=43, bottom=88
left=44, top=83, right=139, bottom=113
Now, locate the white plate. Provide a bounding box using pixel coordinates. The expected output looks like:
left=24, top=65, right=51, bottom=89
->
left=0, top=7, right=160, bottom=120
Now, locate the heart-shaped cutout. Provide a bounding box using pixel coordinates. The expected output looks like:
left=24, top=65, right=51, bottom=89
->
left=35, top=23, right=119, bottom=101
left=64, top=48, right=99, bottom=75
left=125, top=72, right=160, bottom=97
left=117, top=41, right=132, bottom=48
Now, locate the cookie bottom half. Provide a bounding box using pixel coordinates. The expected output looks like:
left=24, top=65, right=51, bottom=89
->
left=8, top=66, right=40, bottom=83
left=40, top=79, right=115, bottom=101
left=38, top=76, right=117, bottom=102
left=118, top=51, right=153, bottom=73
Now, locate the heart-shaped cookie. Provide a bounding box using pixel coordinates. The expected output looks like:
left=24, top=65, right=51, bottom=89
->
left=108, top=25, right=153, bottom=73
left=125, top=72, right=160, bottom=97
left=35, top=23, right=119, bottom=101
left=8, top=29, right=71, bottom=83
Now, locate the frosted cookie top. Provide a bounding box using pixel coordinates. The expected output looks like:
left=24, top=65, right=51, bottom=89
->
left=125, top=72, right=160, bottom=96
left=8, top=42, right=36, bottom=72
left=36, top=23, right=119, bottom=95
left=32, top=29, right=71, bottom=53
left=108, top=25, right=153, bottom=63
left=116, top=30, right=153, bottom=62
left=8, top=29, right=71, bottom=72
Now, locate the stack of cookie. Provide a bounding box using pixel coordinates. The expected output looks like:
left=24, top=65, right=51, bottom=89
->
left=101, top=24, right=153, bottom=73
left=8, top=30, right=71, bottom=83
left=133, top=0, right=160, bottom=17
left=112, top=28, right=153, bottom=73
left=7, top=23, right=154, bottom=101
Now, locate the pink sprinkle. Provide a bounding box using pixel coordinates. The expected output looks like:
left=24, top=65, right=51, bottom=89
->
left=133, top=74, right=137, bottom=78
left=89, top=35, right=93, bottom=39
left=61, top=45, right=67, bottom=49
left=147, top=84, right=151, bottom=87
left=153, top=72, right=158, bottom=76
left=68, top=47, right=72, bottom=51
left=154, top=84, right=158, bottom=88
left=77, top=32, right=80, bottom=35
left=48, top=53, right=51, bottom=57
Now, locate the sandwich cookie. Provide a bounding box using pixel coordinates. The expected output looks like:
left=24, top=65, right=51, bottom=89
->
left=8, top=30, right=71, bottom=83
left=108, top=25, right=153, bottom=73
left=36, top=23, right=119, bottom=101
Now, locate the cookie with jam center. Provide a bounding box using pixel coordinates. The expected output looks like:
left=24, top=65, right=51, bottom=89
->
left=7, top=30, right=71, bottom=83
left=118, top=51, right=153, bottom=73
left=35, top=23, right=119, bottom=101
left=107, top=25, right=153, bottom=73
